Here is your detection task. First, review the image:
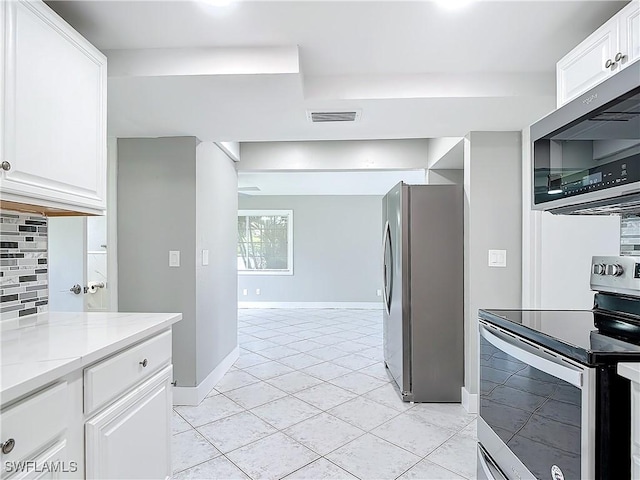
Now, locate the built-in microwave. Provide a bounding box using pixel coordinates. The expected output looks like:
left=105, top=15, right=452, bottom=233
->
left=531, top=61, right=640, bottom=215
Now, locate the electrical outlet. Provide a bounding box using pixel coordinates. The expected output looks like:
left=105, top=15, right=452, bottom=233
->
left=376, top=289, right=382, bottom=296
left=256, top=288, right=261, bottom=295
left=169, top=251, right=180, bottom=267
left=242, top=289, right=248, bottom=296
left=202, top=250, right=209, bottom=266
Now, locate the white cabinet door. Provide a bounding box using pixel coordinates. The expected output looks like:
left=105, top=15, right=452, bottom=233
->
left=13, top=440, right=69, bottom=480
left=85, top=366, right=172, bottom=480
left=556, top=18, right=618, bottom=107
left=619, top=1, right=640, bottom=68
left=1, top=0, right=106, bottom=213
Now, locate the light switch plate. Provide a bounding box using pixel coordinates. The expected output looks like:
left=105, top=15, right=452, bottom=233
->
left=488, top=249, right=507, bottom=267
left=202, top=250, right=209, bottom=266
left=169, top=250, right=180, bottom=267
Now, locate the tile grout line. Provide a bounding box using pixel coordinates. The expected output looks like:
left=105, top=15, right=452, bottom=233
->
left=178, top=309, right=476, bottom=479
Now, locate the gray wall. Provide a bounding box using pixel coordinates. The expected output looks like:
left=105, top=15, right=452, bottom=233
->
left=238, top=195, right=382, bottom=303
left=464, top=132, right=522, bottom=395
left=118, top=137, right=197, bottom=386
left=118, top=137, right=238, bottom=389
left=195, top=142, right=238, bottom=383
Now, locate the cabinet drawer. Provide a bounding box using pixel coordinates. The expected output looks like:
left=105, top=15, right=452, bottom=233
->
left=0, top=383, right=67, bottom=474
left=12, top=440, right=67, bottom=480
left=84, top=330, right=172, bottom=414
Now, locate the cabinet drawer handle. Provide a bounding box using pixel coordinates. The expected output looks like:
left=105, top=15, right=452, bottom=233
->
left=605, top=59, right=615, bottom=69
left=1, top=161, right=10, bottom=171
left=139, top=359, right=148, bottom=368
left=615, top=52, right=626, bottom=62
left=1, top=438, right=15, bottom=455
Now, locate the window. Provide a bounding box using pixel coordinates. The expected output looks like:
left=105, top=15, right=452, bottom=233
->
left=237, top=210, right=293, bottom=275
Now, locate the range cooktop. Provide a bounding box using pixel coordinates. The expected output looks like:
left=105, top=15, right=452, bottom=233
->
left=479, top=308, right=640, bottom=366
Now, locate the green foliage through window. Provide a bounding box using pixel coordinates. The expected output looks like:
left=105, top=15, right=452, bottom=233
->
left=237, top=210, right=292, bottom=273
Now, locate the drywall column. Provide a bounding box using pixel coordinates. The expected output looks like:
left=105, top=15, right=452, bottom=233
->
left=195, top=142, right=238, bottom=385
left=117, top=138, right=238, bottom=402
left=117, top=137, right=198, bottom=387
left=464, top=131, right=523, bottom=409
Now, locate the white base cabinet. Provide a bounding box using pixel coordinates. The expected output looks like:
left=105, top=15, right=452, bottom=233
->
left=12, top=441, right=67, bottom=480
left=85, top=366, right=172, bottom=480
left=0, top=0, right=106, bottom=214
left=556, top=1, right=640, bottom=107
left=0, top=330, right=173, bottom=479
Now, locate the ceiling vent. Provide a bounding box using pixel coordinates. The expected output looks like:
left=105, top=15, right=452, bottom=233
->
left=307, top=110, right=361, bottom=123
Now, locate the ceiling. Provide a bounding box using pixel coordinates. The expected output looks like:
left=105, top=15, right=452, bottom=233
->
left=48, top=0, right=628, bottom=142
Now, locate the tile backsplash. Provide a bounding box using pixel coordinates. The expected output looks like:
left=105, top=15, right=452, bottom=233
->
left=0, top=211, right=48, bottom=320
left=621, top=216, right=640, bottom=256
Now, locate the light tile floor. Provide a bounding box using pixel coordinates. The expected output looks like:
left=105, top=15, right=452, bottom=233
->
left=172, top=309, right=477, bottom=480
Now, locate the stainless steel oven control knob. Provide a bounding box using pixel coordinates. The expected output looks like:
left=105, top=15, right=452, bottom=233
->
left=605, top=264, right=624, bottom=276
left=593, top=264, right=606, bottom=275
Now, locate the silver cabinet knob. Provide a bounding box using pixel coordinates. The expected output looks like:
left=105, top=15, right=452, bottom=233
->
left=615, top=52, right=626, bottom=62
left=139, top=359, right=148, bottom=368
left=605, top=59, right=616, bottom=69
left=69, top=284, right=82, bottom=295
left=1, top=438, right=15, bottom=454
left=1, top=161, right=10, bottom=171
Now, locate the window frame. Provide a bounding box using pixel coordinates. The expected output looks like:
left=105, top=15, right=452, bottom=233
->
left=237, top=209, right=294, bottom=276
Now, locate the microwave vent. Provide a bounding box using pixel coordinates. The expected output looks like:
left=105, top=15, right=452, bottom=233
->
left=550, top=192, right=640, bottom=215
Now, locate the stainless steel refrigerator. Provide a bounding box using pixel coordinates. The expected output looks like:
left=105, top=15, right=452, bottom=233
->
left=382, top=182, right=463, bottom=402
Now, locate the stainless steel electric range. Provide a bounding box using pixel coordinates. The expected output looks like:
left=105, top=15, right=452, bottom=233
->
left=477, top=255, right=640, bottom=480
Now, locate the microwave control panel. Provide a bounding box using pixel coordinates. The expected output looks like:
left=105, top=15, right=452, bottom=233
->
left=559, top=155, right=640, bottom=199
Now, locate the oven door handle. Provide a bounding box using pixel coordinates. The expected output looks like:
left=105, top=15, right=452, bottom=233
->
left=478, top=445, right=507, bottom=480
left=480, top=324, right=583, bottom=388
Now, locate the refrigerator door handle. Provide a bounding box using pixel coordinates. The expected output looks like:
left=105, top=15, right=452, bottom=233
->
left=382, top=221, right=392, bottom=315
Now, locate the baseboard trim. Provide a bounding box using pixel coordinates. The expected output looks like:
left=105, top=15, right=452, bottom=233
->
left=238, top=301, right=383, bottom=309
left=461, top=387, right=478, bottom=414
left=173, top=345, right=239, bottom=406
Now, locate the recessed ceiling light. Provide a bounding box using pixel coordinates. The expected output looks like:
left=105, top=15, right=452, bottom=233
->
left=200, top=0, right=234, bottom=7
left=435, top=0, right=475, bottom=10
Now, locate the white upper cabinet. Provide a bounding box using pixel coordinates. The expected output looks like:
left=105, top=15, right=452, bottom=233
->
left=0, top=0, right=106, bottom=214
left=620, top=1, right=640, bottom=66
left=557, top=1, right=640, bottom=107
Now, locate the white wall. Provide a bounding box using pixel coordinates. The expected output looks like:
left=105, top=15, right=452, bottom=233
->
left=539, top=214, right=620, bottom=309
left=86, top=216, right=108, bottom=311
left=239, top=139, right=429, bottom=171
left=238, top=195, right=382, bottom=305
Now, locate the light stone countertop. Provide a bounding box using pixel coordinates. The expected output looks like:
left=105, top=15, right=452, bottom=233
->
left=0, top=311, right=182, bottom=406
